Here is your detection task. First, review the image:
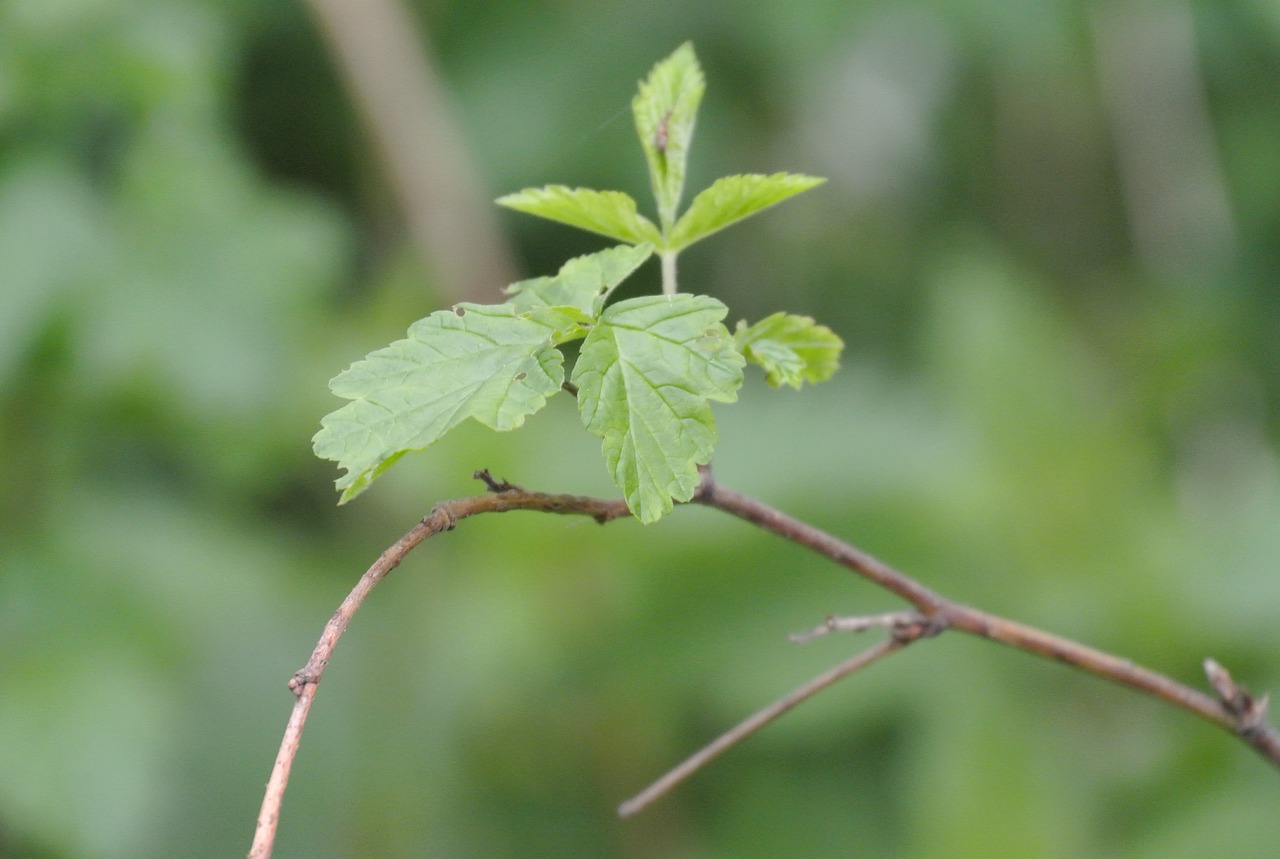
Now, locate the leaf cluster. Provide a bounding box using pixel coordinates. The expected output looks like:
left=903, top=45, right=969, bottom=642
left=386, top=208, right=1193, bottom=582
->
left=496, top=44, right=823, bottom=256
left=314, top=43, right=843, bottom=522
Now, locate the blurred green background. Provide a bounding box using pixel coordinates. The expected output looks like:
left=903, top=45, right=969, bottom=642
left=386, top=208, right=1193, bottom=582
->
left=2, top=0, right=1278, bottom=856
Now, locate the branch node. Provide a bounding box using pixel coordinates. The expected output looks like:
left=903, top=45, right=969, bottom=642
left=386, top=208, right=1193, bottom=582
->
left=911, top=611, right=951, bottom=641
left=473, top=468, right=521, bottom=493
left=1247, top=696, right=1273, bottom=734
left=1205, top=658, right=1271, bottom=734
left=288, top=670, right=317, bottom=697
left=427, top=504, right=459, bottom=532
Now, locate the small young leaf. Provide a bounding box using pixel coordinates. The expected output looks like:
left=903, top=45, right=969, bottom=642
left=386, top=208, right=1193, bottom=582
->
left=314, top=305, right=566, bottom=503
left=572, top=294, right=744, bottom=523
left=735, top=312, right=843, bottom=389
left=666, top=173, right=825, bottom=252
left=506, top=243, right=653, bottom=316
left=632, top=43, right=705, bottom=231
left=496, top=186, right=661, bottom=246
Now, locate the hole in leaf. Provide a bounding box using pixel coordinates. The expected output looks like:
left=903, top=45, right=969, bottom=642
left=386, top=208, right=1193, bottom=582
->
left=454, top=306, right=466, bottom=316
left=514, top=372, right=527, bottom=381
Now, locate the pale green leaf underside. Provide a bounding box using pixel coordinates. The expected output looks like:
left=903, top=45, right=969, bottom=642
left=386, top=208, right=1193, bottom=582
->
left=735, top=312, right=843, bottom=389
left=314, top=304, right=565, bottom=503
left=572, top=294, right=744, bottom=523
left=667, top=173, right=826, bottom=252
left=496, top=186, right=661, bottom=246
left=506, top=243, right=653, bottom=317
left=633, top=42, right=705, bottom=230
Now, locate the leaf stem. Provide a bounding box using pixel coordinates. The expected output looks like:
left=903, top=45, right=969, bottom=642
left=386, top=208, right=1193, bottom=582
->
left=660, top=251, right=678, bottom=295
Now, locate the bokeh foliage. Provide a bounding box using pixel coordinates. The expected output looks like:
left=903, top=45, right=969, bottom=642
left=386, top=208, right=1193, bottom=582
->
left=2, top=1, right=1278, bottom=857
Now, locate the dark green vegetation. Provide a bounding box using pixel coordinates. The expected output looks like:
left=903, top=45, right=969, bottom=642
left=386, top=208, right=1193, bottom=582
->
left=3, top=2, right=1279, bottom=857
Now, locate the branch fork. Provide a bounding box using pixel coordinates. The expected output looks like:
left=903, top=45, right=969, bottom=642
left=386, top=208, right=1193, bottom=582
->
left=1205, top=658, right=1271, bottom=735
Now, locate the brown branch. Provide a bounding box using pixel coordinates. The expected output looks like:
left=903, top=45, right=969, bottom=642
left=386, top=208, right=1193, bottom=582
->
left=693, top=471, right=947, bottom=612
left=252, top=468, right=1279, bottom=855
left=247, top=482, right=629, bottom=859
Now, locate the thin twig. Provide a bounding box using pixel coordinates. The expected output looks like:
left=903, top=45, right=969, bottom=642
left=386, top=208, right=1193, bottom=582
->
left=946, top=607, right=1235, bottom=727
left=618, top=636, right=911, bottom=818
left=248, top=483, right=629, bottom=859
left=790, top=611, right=924, bottom=643
left=619, top=611, right=939, bottom=815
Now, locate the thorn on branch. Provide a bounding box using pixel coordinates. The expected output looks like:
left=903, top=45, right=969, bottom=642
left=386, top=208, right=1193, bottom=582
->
left=618, top=636, right=911, bottom=818
left=473, top=469, right=521, bottom=494
left=1205, top=658, right=1271, bottom=734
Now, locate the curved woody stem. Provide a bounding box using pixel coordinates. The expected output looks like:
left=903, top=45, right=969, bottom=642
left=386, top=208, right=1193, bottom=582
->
left=247, top=475, right=629, bottom=859
left=249, top=469, right=1279, bottom=857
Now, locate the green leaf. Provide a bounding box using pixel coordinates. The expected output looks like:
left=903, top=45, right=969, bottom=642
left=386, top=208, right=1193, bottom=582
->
left=505, top=243, right=653, bottom=317
left=496, top=186, right=661, bottom=245
left=572, top=294, right=744, bottom=522
left=735, top=313, right=843, bottom=389
left=314, top=304, right=566, bottom=503
left=632, top=42, right=705, bottom=231
left=667, top=173, right=826, bottom=252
